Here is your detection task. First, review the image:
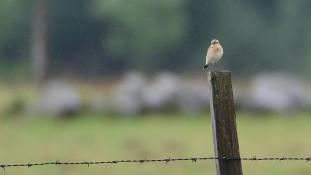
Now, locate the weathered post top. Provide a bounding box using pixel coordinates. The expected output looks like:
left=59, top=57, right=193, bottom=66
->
left=208, top=71, right=243, bottom=175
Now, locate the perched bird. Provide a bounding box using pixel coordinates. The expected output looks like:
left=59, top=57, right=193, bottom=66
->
left=204, top=39, right=223, bottom=69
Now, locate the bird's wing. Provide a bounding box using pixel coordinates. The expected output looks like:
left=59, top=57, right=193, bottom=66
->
left=206, top=45, right=213, bottom=64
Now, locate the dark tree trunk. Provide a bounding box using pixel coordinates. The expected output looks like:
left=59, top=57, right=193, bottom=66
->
left=31, top=0, right=48, bottom=85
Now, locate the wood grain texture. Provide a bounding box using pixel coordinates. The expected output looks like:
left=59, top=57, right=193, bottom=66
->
left=208, top=71, right=243, bottom=175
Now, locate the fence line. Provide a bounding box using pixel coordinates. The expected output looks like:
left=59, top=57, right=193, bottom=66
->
left=1, top=156, right=310, bottom=170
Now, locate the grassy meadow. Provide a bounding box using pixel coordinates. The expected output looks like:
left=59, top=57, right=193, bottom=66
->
left=0, top=112, right=310, bottom=175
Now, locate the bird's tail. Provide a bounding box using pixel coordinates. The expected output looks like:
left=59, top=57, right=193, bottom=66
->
left=203, top=64, right=209, bottom=69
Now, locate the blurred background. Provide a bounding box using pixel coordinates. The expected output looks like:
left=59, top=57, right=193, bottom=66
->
left=0, top=0, right=311, bottom=175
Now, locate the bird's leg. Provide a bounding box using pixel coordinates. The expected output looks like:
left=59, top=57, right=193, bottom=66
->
left=210, top=64, right=214, bottom=72
left=214, top=63, right=218, bottom=71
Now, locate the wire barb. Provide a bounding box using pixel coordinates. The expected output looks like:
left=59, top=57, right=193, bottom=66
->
left=0, top=165, right=5, bottom=171
left=165, top=157, right=171, bottom=164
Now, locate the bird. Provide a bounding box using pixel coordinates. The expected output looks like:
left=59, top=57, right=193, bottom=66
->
left=204, top=39, right=223, bottom=69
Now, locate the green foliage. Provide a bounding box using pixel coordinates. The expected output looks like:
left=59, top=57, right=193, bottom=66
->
left=0, top=0, right=31, bottom=60
left=0, top=0, right=311, bottom=75
left=47, top=0, right=106, bottom=74
left=91, top=0, right=186, bottom=71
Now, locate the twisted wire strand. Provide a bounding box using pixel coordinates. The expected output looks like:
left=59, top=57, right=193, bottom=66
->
left=1, top=156, right=310, bottom=169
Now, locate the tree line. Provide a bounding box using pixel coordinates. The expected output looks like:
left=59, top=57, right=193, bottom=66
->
left=0, top=0, right=311, bottom=80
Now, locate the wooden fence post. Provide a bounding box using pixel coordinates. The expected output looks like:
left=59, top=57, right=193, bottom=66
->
left=208, top=71, right=243, bottom=175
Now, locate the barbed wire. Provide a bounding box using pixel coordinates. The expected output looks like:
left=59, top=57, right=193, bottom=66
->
left=1, top=156, right=310, bottom=170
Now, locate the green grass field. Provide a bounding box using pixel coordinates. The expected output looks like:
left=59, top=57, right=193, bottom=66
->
left=0, top=112, right=311, bottom=175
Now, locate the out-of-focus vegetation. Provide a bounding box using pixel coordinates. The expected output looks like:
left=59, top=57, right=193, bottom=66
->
left=1, top=1, right=310, bottom=115
left=1, top=74, right=310, bottom=117
left=1, top=0, right=311, bottom=77
left=0, top=113, right=310, bottom=175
